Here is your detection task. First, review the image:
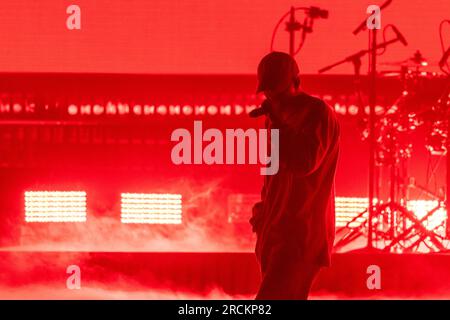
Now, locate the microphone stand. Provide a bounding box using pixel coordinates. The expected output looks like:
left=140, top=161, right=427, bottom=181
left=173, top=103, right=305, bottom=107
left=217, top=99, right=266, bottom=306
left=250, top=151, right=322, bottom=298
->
left=443, top=80, right=450, bottom=239
left=285, top=6, right=324, bottom=57
left=318, top=37, right=401, bottom=74
left=319, top=35, right=404, bottom=250
left=367, top=28, right=377, bottom=249
left=287, top=7, right=298, bottom=56
left=353, top=0, right=391, bottom=251
left=285, top=6, right=304, bottom=57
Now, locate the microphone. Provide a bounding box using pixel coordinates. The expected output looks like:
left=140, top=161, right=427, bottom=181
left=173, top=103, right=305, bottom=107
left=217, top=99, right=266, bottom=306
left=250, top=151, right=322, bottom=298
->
left=439, top=47, right=450, bottom=68
left=391, top=25, right=408, bottom=46
left=249, top=100, right=271, bottom=118
left=308, top=6, right=329, bottom=19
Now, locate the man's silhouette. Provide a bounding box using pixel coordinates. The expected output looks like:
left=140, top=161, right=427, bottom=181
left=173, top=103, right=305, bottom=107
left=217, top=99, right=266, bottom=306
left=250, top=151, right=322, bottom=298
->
left=250, top=52, right=340, bottom=300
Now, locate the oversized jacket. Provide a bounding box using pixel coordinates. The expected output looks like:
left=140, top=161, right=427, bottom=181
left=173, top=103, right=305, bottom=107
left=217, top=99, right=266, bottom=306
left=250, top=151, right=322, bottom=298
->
left=250, top=92, right=340, bottom=269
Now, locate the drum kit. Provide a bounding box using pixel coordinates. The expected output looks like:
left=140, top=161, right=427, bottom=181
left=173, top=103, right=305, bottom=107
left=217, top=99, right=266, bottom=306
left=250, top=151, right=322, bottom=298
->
left=275, top=4, right=450, bottom=252
left=336, top=51, right=450, bottom=253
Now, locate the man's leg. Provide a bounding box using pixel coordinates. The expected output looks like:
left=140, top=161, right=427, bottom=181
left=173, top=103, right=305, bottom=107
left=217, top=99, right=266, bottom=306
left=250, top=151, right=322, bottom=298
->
left=292, top=263, right=322, bottom=299
left=255, top=247, right=321, bottom=300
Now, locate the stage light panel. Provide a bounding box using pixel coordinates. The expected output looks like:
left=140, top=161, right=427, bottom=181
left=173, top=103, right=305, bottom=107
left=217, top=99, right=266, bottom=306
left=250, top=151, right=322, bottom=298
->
left=335, top=197, right=447, bottom=230
left=121, top=193, right=182, bottom=224
left=335, top=197, right=369, bottom=228
left=24, top=191, right=87, bottom=222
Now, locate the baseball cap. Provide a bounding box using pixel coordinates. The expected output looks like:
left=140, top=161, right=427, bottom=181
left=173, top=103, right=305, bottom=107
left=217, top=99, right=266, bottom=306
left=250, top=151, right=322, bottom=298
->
left=256, top=51, right=300, bottom=93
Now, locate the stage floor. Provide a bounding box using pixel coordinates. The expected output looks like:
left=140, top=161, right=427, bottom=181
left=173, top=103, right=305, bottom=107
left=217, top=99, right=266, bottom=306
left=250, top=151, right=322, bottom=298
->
left=0, top=251, right=449, bottom=299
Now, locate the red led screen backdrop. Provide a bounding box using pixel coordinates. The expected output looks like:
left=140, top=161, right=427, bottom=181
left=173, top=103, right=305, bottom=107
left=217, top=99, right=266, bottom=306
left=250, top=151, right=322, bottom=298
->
left=0, top=0, right=448, bottom=74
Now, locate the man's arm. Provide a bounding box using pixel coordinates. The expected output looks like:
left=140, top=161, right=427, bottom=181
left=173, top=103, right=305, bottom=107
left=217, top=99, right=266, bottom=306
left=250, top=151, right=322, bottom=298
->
left=249, top=117, right=270, bottom=233
left=284, top=103, right=337, bottom=176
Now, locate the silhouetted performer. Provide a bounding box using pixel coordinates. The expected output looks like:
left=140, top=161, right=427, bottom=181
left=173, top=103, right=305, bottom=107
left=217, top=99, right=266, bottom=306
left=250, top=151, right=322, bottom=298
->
left=250, top=52, right=340, bottom=300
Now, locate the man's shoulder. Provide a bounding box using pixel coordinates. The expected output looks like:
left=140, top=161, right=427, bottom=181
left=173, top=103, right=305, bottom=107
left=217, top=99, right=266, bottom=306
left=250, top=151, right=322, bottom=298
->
left=293, top=93, right=335, bottom=121
left=295, top=92, right=323, bottom=104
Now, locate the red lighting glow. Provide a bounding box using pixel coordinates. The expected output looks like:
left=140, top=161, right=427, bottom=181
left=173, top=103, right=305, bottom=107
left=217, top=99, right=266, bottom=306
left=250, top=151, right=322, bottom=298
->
left=120, top=193, right=182, bottom=224
left=24, top=191, right=87, bottom=223
left=407, top=200, right=447, bottom=231
left=335, top=197, right=447, bottom=230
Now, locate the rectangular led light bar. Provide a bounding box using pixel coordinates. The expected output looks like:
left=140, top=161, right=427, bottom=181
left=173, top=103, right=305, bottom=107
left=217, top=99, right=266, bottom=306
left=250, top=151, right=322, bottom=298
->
left=24, top=191, right=87, bottom=222
left=23, top=191, right=443, bottom=229
left=335, top=197, right=369, bottom=228
left=120, top=193, right=182, bottom=224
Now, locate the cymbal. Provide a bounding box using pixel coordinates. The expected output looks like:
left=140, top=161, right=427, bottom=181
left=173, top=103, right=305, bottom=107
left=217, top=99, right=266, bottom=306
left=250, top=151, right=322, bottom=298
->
left=379, top=61, right=438, bottom=67
left=379, top=70, right=402, bottom=77
left=380, top=50, right=438, bottom=67
left=379, top=69, right=444, bottom=79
